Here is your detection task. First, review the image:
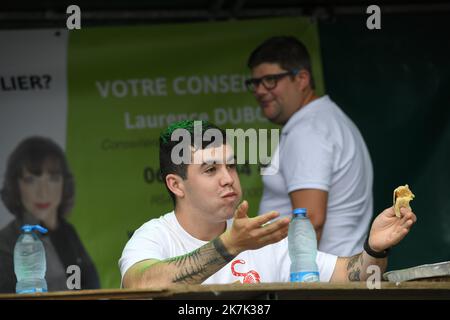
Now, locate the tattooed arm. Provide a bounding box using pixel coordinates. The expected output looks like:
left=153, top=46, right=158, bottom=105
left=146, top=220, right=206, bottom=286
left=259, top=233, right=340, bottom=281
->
left=122, top=237, right=237, bottom=288
left=122, top=201, right=290, bottom=288
left=330, top=206, right=416, bottom=282
left=330, top=252, right=388, bottom=282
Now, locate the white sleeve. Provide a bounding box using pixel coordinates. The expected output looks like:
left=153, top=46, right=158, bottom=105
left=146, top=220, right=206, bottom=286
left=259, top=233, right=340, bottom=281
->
left=281, top=125, right=334, bottom=193
left=316, top=251, right=338, bottom=282
left=118, top=221, right=166, bottom=282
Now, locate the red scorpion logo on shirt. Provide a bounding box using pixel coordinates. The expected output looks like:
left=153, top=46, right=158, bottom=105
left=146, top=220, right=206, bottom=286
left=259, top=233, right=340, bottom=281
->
left=231, top=259, right=261, bottom=283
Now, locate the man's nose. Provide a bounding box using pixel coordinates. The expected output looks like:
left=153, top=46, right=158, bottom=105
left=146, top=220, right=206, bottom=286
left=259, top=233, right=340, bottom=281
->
left=220, top=167, right=235, bottom=186
left=253, top=82, right=269, bottom=98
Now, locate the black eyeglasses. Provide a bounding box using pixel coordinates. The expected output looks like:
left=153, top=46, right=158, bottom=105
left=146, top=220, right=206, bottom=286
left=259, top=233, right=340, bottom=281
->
left=245, top=69, right=299, bottom=92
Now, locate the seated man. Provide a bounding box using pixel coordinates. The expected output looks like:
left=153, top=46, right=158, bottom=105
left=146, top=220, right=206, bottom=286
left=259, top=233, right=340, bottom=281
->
left=119, top=120, right=416, bottom=287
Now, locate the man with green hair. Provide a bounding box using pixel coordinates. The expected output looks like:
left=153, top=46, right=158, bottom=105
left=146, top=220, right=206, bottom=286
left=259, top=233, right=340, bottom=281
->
left=119, top=120, right=416, bottom=287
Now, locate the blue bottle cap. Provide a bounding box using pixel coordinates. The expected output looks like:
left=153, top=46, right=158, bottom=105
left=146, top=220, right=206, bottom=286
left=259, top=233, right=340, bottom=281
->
left=21, top=224, right=48, bottom=234
left=292, top=208, right=307, bottom=216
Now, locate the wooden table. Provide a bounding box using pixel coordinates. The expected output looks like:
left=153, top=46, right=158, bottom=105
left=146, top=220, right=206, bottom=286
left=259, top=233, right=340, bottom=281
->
left=1, top=282, right=450, bottom=300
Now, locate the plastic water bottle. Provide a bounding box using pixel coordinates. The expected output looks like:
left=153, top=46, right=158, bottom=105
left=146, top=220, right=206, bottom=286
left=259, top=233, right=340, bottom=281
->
left=288, top=208, right=319, bottom=282
left=14, top=224, right=48, bottom=293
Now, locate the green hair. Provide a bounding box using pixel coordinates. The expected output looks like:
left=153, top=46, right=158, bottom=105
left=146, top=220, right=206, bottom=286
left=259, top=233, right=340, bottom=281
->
left=160, top=120, right=204, bottom=144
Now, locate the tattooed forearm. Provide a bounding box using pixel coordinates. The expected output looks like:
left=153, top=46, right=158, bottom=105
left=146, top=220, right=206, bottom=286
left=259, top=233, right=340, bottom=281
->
left=165, top=237, right=235, bottom=284
left=129, top=236, right=237, bottom=287
left=347, top=254, right=364, bottom=281
left=213, top=236, right=235, bottom=262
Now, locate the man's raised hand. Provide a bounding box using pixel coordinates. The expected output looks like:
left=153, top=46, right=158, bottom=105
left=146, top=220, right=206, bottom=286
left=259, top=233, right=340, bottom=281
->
left=221, top=200, right=291, bottom=256
left=368, top=206, right=417, bottom=252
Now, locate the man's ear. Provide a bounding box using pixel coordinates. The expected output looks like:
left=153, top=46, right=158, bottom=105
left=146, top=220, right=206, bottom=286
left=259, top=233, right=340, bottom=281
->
left=166, top=174, right=185, bottom=198
left=296, top=69, right=312, bottom=91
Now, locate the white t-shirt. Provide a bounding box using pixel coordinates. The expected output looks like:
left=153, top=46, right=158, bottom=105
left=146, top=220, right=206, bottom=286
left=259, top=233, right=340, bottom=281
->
left=259, top=95, right=373, bottom=257
left=119, top=211, right=337, bottom=284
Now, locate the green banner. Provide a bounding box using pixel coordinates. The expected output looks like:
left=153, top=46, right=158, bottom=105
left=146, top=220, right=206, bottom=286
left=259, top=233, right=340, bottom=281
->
left=66, top=17, right=324, bottom=288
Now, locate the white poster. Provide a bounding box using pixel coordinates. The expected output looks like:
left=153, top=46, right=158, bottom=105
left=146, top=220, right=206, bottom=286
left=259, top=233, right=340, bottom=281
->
left=0, top=29, right=68, bottom=228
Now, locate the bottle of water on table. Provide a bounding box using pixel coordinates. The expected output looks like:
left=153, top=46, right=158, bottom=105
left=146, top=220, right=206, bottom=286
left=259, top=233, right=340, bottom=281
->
left=288, top=208, right=319, bottom=282
left=14, top=224, right=48, bottom=293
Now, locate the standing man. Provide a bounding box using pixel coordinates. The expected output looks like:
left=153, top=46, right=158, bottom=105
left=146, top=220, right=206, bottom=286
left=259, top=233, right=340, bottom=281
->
left=246, top=36, right=374, bottom=256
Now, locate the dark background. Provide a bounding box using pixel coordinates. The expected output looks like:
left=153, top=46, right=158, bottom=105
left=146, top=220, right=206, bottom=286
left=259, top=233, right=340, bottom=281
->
left=320, top=13, right=450, bottom=270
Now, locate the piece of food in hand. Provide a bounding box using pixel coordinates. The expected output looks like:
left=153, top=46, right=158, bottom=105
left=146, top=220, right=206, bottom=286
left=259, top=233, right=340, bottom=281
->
left=393, top=184, right=415, bottom=218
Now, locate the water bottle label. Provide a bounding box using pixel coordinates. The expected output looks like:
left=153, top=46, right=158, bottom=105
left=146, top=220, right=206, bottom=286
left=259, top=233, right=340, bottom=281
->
left=290, top=271, right=320, bottom=282
left=17, top=287, right=48, bottom=294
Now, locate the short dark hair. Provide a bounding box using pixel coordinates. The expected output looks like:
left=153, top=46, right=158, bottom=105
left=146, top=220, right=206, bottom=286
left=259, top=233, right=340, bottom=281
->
left=159, top=120, right=226, bottom=205
left=247, top=36, right=315, bottom=89
left=0, top=136, right=75, bottom=220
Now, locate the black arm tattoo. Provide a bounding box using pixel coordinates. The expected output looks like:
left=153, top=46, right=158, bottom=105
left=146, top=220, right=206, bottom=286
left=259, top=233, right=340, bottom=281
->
left=164, top=237, right=235, bottom=284
left=347, top=254, right=364, bottom=281
left=212, top=237, right=235, bottom=262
